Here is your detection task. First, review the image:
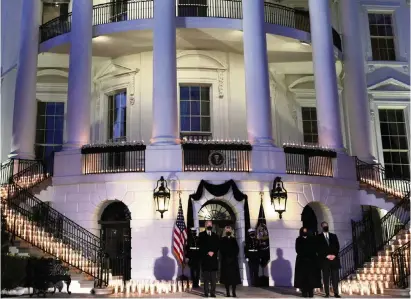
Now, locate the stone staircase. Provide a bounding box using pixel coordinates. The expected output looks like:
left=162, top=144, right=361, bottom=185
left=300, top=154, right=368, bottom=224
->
left=340, top=230, right=410, bottom=295
left=1, top=159, right=113, bottom=294
left=8, top=238, right=96, bottom=294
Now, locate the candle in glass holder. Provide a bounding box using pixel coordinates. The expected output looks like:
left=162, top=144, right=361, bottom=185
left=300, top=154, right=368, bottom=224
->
left=189, top=281, right=193, bottom=291
left=150, top=282, right=155, bottom=295
left=114, top=284, right=118, bottom=294
left=137, top=282, right=142, bottom=295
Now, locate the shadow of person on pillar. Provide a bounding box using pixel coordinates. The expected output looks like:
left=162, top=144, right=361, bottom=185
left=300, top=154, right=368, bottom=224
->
left=153, top=247, right=176, bottom=281
left=270, top=248, right=292, bottom=287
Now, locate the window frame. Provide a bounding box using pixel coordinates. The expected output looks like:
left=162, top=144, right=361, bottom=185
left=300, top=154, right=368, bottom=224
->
left=372, top=100, right=410, bottom=179
left=178, top=84, right=213, bottom=139
left=367, top=12, right=397, bottom=61
left=34, top=100, right=66, bottom=160
left=300, top=106, right=319, bottom=145
left=107, top=89, right=128, bottom=142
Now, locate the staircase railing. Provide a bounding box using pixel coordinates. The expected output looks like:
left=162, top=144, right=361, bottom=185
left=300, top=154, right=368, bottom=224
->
left=2, top=183, right=109, bottom=287
left=355, top=157, right=410, bottom=199
left=391, top=241, right=410, bottom=289
left=339, top=187, right=410, bottom=281
left=1, top=157, right=109, bottom=287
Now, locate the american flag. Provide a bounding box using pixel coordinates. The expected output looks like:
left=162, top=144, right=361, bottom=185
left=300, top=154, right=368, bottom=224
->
left=173, top=199, right=187, bottom=265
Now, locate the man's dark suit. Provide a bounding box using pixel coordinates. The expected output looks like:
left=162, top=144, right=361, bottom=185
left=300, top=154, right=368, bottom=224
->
left=199, top=230, right=219, bottom=297
left=317, top=232, right=340, bottom=297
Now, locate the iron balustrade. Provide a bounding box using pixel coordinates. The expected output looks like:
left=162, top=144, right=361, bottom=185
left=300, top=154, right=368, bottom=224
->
left=81, top=143, right=146, bottom=175
left=283, top=146, right=336, bottom=177
left=391, top=241, right=410, bottom=289
left=339, top=193, right=410, bottom=281
left=355, top=157, right=410, bottom=200
left=2, top=183, right=109, bottom=287
left=182, top=141, right=251, bottom=172
left=39, top=0, right=342, bottom=51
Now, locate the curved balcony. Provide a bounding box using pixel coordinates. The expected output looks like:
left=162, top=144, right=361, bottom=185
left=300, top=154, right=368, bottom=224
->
left=39, top=0, right=342, bottom=51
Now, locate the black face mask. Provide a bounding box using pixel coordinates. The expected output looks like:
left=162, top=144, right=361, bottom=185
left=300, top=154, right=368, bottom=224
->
left=206, top=226, right=212, bottom=231
left=301, top=232, right=308, bottom=237
left=323, top=226, right=329, bottom=233
left=250, top=234, right=255, bottom=238
left=226, top=232, right=232, bottom=237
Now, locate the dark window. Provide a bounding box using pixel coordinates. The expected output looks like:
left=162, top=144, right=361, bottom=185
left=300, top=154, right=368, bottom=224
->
left=35, top=102, right=64, bottom=160
left=178, top=0, right=208, bottom=17
left=368, top=13, right=396, bottom=61
left=379, top=109, right=409, bottom=179
left=301, top=107, right=318, bottom=144
left=180, top=85, right=211, bottom=140
left=42, top=2, right=69, bottom=24
left=111, top=0, right=129, bottom=22
left=108, top=91, right=127, bottom=142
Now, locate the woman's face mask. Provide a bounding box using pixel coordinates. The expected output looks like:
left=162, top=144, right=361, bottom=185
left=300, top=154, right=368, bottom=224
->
left=226, top=232, right=232, bottom=236
left=206, top=226, right=212, bottom=231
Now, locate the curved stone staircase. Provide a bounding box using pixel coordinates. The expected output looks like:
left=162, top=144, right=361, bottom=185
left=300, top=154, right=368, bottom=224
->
left=338, top=158, right=410, bottom=296
left=0, top=159, right=113, bottom=294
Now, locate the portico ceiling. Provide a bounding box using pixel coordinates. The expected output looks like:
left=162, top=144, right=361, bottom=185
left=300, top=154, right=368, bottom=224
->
left=47, top=28, right=319, bottom=74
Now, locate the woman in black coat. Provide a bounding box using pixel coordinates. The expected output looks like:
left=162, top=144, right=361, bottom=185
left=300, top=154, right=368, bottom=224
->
left=220, top=226, right=241, bottom=297
left=294, top=227, right=321, bottom=297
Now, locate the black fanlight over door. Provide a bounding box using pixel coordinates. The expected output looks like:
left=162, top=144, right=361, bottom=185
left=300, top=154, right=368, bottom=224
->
left=178, top=0, right=208, bottom=17
left=100, top=201, right=131, bottom=281
left=198, top=200, right=236, bottom=236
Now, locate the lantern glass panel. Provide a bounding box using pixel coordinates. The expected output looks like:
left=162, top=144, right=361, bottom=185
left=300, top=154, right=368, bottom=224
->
left=273, top=196, right=286, bottom=213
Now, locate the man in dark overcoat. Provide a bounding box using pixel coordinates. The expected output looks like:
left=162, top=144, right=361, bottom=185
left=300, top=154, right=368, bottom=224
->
left=186, top=227, right=201, bottom=288
left=316, top=221, right=341, bottom=298
left=199, top=220, right=219, bottom=297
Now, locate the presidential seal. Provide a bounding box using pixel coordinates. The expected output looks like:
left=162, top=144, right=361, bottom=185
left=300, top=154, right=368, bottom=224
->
left=208, top=151, right=225, bottom=168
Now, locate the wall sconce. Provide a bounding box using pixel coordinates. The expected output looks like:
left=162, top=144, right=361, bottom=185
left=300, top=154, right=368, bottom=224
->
left=153, top=176, right=170, bottom=219
left=270, top=176, right=288, bottom=219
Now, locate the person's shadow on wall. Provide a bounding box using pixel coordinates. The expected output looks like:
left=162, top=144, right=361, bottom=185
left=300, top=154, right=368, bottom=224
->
left=271, top=248, right=292, bottom=287
left=153, top=247, right=176, bottom=281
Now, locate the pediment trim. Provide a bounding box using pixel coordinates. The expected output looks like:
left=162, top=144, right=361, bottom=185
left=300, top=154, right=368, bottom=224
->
left=93, top=61, right=139, bottom=82
left=368, top=78, right=410, bottom=91
left=177, top=50, right=227, bottom=70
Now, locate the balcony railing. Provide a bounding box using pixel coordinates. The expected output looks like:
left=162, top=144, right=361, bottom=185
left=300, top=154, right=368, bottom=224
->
left=39, top=0, right=342, bottom=51
left=283, top=144, right=336, bottom=177
left=81, top=142, right=146, bottom=175
left=182, top=140, right=251, bottom=172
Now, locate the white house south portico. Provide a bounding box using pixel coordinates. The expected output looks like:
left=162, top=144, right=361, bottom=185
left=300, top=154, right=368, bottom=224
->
left=1, top=0, right=409, bottom=296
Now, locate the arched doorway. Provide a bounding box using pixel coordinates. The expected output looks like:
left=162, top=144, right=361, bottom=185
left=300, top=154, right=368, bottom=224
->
left=198, top=200, right=236, bottom=236
left=301, top=205, right=318, bottom=236
left=99, top=201, right=131, bottom=281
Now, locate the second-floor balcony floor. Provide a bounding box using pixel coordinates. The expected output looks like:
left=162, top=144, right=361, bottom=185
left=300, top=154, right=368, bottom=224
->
left=39, top=0, right=342, bottom=52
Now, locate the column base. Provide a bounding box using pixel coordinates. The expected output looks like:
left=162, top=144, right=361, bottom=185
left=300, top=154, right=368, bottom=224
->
left=145, top=144, right=183, bottom=172
left=8, top=151, right=35, bottom=160
left=250, top=137, right=275, bottom=147
left=63, top=142, right=86, bottom=150
left=150, top=135, right=180, bottom=145
left=332, top=152, right=356, bottom=180
left=251, top=145, right=286, bottom=173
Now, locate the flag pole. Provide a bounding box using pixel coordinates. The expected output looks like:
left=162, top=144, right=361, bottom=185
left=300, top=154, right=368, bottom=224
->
left=178, top=190, right=188, bottom=288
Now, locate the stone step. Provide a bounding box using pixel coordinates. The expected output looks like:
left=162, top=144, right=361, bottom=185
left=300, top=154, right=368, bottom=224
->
left=384, top=288, right=410, bottom=297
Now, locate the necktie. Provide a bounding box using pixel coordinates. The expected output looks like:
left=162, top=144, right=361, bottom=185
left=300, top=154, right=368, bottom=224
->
left=325, top=234, right=329, bottom=245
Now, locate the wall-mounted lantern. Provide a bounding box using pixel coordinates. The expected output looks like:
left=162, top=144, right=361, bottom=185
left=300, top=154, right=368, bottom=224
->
left=153, top=176, right=170, bottom=219
left=270, top=176, right=287, bottom=219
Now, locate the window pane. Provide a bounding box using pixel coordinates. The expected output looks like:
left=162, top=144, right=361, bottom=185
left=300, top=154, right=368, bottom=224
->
left=201, top=87, right=210, bottom=101
left=201, top=117, right=211, bottom=132
left=191, top=117, right=200, bottom=131
left=45, top=130, right=54, bottom=144
left=55, top=102, right=64, bottom=115
left=54, top=130, right=64, bottom=145
left=381, top=136, right=390, bottom=149
left=46, top=116, right=55, bottom=130
left=36, top=130, right=45, bottom=144
left=38, top=102, right=46, bottom=115
left=395, top=110, right=404, bottom=122
left=190, top=101, right=200, bottom=115
left=201, top=101, right=210, bottom=116
left=190, top=87, right=200, bottom=100
left=181, top=116, right=190, bottom=131
left=180, top=86, right=190, bottom=101
left=46, top=102, right=55, bottom=115
left=180, top=101, right=190, bottom=115
left=55, top=116, right=64, bottom=131
left=37, top=115, right=46, bottom=130
left=302, top=108, right=311, bottom=120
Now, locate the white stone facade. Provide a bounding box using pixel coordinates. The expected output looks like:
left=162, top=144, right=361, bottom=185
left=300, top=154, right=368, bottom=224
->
left=1, top=0, right=409, bottom=287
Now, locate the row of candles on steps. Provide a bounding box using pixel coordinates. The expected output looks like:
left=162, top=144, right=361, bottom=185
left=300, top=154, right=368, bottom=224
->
left=3, top=207, right=97, bottom=272
left=110, top=279, right=193, bottom=295
left=340, top=280, right=386, bottom=295
left=361, top=178, right=403, bottom=198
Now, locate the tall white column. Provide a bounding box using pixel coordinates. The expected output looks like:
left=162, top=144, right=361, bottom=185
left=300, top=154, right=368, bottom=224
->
left=9, top=0, right=41, bottom=159
left=308, top=0, right=344, bottom=150
left=339, top=0, right=374, bottom=162
left=242, top=0, right=274, bottom=145
left=65, top=0, right=92, bottom=148
left=151, top=0, right=178, bottom=145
